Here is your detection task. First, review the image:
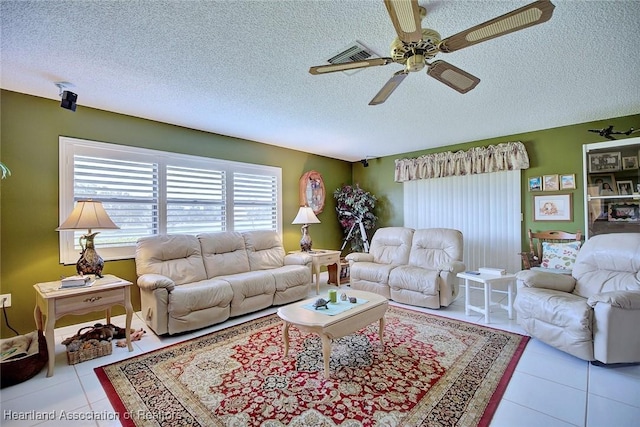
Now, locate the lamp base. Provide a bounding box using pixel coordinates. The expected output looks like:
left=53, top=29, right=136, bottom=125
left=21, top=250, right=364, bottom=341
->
left=76, top=233, right=105, bottom=278
left=300, top=225, right=313, bottom=252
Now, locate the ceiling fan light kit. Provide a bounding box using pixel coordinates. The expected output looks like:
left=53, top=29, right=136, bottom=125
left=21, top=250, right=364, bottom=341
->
left=309, top=0, right=555, bottom=105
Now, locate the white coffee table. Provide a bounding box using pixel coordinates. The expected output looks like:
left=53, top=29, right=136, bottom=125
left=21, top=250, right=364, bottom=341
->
left=277, top=289, right=388, bottom=378
left=457, top=271, right=516, bottom=324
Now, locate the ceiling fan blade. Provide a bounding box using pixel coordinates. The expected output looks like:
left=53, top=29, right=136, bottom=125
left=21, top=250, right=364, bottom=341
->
left=438, top=0, right=555, bottom=53
left=309, top=58, right=393, bottom=75
left=383, top=0, right=423, bottom=44
left=427, top=60, right=480, bottom=94
left=369, top=71, right=408, bottom=105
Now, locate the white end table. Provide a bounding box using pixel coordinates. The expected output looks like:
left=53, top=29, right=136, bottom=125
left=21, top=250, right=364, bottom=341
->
left=456, top=271, right=516, bottom=324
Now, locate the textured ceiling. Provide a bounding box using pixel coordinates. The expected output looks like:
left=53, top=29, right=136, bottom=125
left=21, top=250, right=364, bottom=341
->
left=2, top=1, right=639, bottom=161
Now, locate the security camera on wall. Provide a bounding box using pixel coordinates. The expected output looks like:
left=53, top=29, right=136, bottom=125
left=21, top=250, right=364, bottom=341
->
left=60, top=90, right=77, bottom=111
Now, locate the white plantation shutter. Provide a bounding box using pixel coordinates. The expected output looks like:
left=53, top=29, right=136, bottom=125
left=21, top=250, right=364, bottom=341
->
left=233, top=172, right=278, bottom=231
left=59, top=137, right=281, bottom=264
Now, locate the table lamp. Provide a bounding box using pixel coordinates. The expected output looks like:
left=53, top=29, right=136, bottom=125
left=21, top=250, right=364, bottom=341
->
left=56, top=200, right=120, bottom=277
left=291, top=206, right=320, bottom=252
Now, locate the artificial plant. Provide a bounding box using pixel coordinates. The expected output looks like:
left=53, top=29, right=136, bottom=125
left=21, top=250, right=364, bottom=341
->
left=334, top=184, right=377, bottom=252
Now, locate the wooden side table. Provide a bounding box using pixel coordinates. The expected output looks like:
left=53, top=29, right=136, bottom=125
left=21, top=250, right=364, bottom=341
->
left=33, top=274, right=134, bottom=377
left=290, top=249, right=341, bottom=294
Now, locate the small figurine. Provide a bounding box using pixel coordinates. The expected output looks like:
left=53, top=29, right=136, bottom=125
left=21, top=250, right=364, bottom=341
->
left=349, top=296, right=357, bottom=304
left=313, top=298, right=330, bottom=310
left=340, top=292, right=348, bottom=301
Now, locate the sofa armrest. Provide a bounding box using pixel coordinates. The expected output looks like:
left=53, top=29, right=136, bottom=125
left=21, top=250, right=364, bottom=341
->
left=515, top=269, right=576, bottom=293
left=588, top=291, right=640, bottom=310
left=345, top=252, right=374, bottom=264
left=137, top=274, right=176, bottom=292
left=437, top=261, right=465, bottom=274
left=284, top=253, right=312, bottom=266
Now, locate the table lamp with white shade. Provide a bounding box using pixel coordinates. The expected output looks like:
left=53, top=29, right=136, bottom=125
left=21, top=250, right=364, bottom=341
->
left=56, top=200, right=120, bottom=277
left=291, top=206, right=320, bottom=252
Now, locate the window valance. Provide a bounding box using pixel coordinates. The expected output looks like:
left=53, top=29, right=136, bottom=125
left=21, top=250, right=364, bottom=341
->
left=394, top=141, right=529, bottom=182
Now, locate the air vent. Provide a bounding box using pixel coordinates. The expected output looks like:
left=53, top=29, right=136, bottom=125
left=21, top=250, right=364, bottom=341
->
left=324, top=41, right=379, bottom=75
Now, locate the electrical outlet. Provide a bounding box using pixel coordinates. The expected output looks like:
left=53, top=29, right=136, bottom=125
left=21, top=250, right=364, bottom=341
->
left=0, top=294, right=11, bottom=308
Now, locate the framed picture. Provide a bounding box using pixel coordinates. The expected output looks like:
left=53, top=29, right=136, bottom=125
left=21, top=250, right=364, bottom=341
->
left=298, top=170, right=325, bottom=214
left=528, top=176, right=542, bottom=191
left=588, top=173, right=617, bottom=196
left=588, top=151, right=621, bottom=173
left=542, top=174, right=559, bottom=191
left=622, top=156, right=638, bottom=170
left=608, top=201, right=640, bottom=222
left=560, top=174, right=576, bottom=190
left=616, top=180, right=634, bottom=195
left=533, top=194, right=573, bottom=221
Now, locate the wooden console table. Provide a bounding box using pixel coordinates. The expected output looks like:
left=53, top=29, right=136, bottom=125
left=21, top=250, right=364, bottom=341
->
left=33, top=274, right=133, bottom=377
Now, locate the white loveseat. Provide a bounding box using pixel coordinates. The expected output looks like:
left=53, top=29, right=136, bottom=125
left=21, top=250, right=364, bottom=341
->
left=515, top=232, right=640, bottom=364
left=135, top=230, right=312, bottom=335
left=345, top=227, right=465, bottom=309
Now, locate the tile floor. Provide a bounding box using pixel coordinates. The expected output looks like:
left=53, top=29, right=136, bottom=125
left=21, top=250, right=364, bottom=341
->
left=1, top=275, right=639, bottom=427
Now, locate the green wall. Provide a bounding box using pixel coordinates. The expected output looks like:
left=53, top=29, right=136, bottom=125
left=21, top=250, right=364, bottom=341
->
left=2, top=88, right=638, bottom=337
left=0, top=90, right=351, bottom=337
left=353, top=113, right=640, bottom=242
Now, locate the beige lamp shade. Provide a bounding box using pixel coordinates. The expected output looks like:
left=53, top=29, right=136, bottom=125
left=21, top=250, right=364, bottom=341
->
left=291, top=206, right=320, bottom=225
left=56, top=200, right=120, bottom=232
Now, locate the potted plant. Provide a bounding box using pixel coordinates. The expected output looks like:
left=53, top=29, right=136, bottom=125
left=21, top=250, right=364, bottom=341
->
left=334, top=184, right=377, bottom=252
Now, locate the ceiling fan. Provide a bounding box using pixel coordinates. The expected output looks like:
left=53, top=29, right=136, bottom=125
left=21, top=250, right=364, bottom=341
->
left=309, top=0, right=555, bottom=105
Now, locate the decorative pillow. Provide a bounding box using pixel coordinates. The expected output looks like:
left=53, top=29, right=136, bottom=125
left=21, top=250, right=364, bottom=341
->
left=541, top=241, right=581, bottom=271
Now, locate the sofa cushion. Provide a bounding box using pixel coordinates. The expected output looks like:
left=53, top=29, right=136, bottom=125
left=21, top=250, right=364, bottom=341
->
left=198, top=232, right=250, bottom=277
left=350, top=262, right=398, bottom=285
left=168, top=279, right=233, bottom=317
left=269, top=265, right=311, bottom=292
left=389, top=265, right=439, bottom=295
left=515, top=287, right=595, bottom=361
left=572, top=233, right=640, bottom=298
left=408, top=228, right=463, bottom=268
left=135, top=234, right=207, bottom=285
left=369, top=227, right=414, bottom=265
left=243, top=230, right=286, bottom=270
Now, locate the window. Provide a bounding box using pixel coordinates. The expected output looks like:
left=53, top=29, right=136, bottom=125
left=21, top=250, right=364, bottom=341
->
left=59, top=137, right=282, bottom=264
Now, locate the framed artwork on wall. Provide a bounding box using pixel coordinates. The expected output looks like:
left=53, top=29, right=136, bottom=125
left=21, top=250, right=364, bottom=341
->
left=560, top=174, right=576, bottom=190
left=528, top=176, right=542, bottom=191
left=588, top=151, right=621, bottom=173
left=299, top=170, right=325, bottom=214
left=542, top=174, right=559, bottom=191
left=533, top=194, right=573, bottom=221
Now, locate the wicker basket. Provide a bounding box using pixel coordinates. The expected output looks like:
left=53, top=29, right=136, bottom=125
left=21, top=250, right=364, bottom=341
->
left=66, top=338, right=112, bottom=365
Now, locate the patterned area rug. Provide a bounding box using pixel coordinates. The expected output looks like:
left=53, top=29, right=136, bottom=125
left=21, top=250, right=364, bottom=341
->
left=96, top=306, right=528, bottom=426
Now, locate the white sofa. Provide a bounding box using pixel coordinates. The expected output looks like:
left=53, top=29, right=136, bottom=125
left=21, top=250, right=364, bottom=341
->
left=135, top=230, right=312, bottom=335
left=345, top=227, right=465, bottom=309
left=515, top=232, right=640, bottom=364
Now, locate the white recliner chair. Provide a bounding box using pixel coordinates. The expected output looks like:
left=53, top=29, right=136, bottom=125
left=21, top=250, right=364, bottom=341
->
left=514, top=232, right=640, bottom=364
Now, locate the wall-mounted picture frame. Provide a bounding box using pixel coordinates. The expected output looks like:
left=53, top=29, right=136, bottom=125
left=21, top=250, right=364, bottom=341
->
left=299, top=170, right=325, bottom=214
left=608, top=201, right=640, bottom=222
left=542, top=174, right=559, bottom=191
left=560, top=174, right=576, bottom=190
left=622, top=155, right=638, bottom=170
left=533, top=194, right=573, bottom=221
left=588, top=151, right=621, bottom=173
left=588, top=173, right=617, bottom=196
left=528, top=176, right=542, bottom=191
left=616, top=180, right=634, bottom=195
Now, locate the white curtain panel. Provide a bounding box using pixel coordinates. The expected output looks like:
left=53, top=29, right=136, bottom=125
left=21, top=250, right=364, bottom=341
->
left=403, top=169, right=521, bottom=274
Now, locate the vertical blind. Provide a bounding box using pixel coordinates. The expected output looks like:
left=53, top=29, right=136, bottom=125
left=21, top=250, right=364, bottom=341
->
left=403, top=170, right=522, bottom=274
